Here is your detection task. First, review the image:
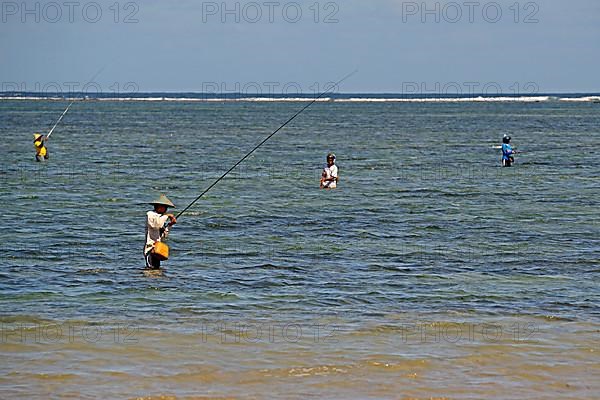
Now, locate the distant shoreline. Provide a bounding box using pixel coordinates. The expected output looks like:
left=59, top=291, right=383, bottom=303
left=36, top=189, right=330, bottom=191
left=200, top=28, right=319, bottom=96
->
left=2, top=93, right=600, bottom=103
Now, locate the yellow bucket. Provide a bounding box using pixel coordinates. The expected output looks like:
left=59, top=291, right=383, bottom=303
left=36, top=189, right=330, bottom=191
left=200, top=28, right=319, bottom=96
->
left=152, top=242, right=169, bottom=261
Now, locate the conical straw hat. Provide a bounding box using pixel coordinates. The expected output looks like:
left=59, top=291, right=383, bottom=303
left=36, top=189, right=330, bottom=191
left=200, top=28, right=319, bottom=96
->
left=149, top=194, right=175, bottom=208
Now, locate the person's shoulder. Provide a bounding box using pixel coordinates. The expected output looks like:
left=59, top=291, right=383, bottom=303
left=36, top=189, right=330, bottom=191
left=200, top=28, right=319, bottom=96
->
left=147, top=210, right=158, bottom=218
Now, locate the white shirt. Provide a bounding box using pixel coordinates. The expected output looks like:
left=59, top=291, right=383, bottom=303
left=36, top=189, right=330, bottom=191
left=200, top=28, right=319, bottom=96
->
left=145, top=211, right=169, bottom=254
left=322, top=164, right=338, bottom=189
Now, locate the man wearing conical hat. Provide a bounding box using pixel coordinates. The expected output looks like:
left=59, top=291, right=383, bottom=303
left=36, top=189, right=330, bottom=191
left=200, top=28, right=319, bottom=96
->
left=144, top=194, right=177, bottom=269
left=33, top=133, right=49, bottom=162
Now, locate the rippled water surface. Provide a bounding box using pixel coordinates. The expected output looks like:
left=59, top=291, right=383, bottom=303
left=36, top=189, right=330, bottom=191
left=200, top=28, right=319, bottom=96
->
left=1, top=100, right=598, bottom=399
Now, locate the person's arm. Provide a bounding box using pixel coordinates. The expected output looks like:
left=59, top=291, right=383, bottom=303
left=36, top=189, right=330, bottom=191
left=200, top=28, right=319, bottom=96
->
left=165, top=214, right=177, bottom=226
left=320, top=168, right=329, bottom=183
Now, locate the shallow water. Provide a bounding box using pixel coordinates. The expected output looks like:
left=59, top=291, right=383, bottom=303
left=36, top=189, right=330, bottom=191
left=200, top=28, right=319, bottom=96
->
left=1, top=99, right=599, bottom=398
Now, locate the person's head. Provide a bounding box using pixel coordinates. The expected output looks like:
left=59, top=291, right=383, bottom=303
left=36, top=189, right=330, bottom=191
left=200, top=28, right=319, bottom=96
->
left=33, top=133, right=43, bottom=142
left=149, top=194, right=175, bottom=214
left=154, top=204, right=168, bottom=214
left=503, top=135, right=511, bottom=144
left=326, top=153, right=336, bottom=166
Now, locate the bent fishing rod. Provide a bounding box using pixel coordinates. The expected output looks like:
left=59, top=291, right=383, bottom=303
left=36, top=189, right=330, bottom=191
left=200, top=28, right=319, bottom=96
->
left=45, top=65, right=109, bottom=139
left=175, top=70, right=357, bottom=220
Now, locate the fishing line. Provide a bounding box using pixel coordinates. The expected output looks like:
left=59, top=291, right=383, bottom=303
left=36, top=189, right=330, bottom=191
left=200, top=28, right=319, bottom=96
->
left=46, top=64, right=109, bottom=139
left=176, top=70, right=357, bottom=220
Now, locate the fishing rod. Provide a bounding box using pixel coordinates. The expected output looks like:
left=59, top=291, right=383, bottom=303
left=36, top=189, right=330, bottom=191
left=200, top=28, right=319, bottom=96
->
left=176, top=70, right=357, bottom=220
left=46, top=101, right=74, bottom=139
left=45, top=64, right=109, bottom=139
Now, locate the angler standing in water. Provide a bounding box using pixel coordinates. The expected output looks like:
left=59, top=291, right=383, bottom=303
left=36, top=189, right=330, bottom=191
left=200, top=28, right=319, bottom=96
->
left=502, top=135, right=516, bottom=167
left=144, top=194, right=177, bottom=269
left=33, top=133, right=49, bottom=162
left=30, top=66, right=110, bottom=163
left=33, top=100, right=74, bottom=162
left=320, top=153, right=339, bottom=189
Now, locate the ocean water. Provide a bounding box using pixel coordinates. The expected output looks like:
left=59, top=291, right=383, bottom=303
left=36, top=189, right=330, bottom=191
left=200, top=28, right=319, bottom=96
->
left=0, top=98, right=599, bottom=399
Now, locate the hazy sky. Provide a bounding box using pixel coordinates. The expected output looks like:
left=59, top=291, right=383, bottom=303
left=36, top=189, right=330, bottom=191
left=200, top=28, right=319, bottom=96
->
left=1, top=0, right=599, bottom=93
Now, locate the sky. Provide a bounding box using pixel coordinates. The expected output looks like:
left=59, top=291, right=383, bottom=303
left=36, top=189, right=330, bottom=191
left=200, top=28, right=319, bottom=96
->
left=1, top=0, right=599, bottom=93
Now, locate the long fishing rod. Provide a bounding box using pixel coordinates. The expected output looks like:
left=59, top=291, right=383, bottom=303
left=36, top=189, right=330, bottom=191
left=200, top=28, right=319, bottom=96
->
left=45, top=64, right=109, bottom=139
left=46, top=101, right=73, bottom=139
left=176, top=70, right=357, bottom=220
